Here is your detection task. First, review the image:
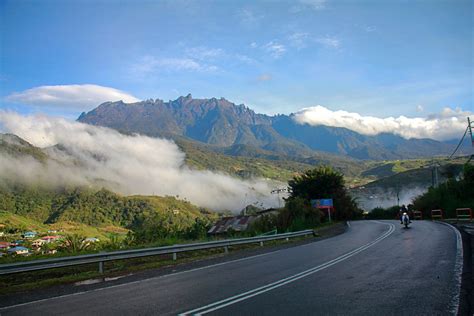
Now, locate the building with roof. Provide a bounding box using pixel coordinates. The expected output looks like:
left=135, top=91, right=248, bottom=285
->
left=207, top=215, right=256, bottom=235
left=83, top=237, right=100, bottom=245
left=7, top=246, right=29, bottom=255
left=0, top=241, right=11, bottom=250
left=23, top=231, right=37, bottom=239
left=32, top=239, right=46, bottom=248
left=41, top=236, right=61, bottom=243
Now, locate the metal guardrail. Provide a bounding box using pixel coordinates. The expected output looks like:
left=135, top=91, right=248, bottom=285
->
left=0, top=230, right=314, bottom=275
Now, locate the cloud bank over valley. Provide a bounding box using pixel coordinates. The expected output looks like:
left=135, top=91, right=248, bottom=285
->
left=0, top=112, right=280, bottom=212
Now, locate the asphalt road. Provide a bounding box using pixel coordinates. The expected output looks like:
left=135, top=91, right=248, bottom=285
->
left=0, top=220, right=462, bottom=316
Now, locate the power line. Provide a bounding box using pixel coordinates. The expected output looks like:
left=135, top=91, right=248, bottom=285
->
left=448, top=126, right=468, bottom=159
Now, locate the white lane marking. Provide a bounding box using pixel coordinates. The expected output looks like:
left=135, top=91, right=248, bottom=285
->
left=2, top=223, right=358, bottom=311
left=347, top=221, right=351, bottom=228
left=0, top=222, right=355, bottom=312
left=180, top=222, right=395, bottom=316
left=435, top=221, right=463, bottom=315
left=0, top=251, right=280, bottom=311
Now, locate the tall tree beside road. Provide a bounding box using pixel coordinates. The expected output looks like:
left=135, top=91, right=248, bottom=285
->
left=287, top=166, right=360, bottom=220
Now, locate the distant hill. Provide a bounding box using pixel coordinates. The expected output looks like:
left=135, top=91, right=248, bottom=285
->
left=0, top=134, right=216, bottom=230
left=77, top=95, right=460, bottom=160
left=0, top=133, right=47, bottom=162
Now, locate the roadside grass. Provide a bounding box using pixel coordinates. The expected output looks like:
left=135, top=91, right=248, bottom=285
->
left=0, top=222, right=344, bottom=296
left=0, top=223, right=348, bottom=296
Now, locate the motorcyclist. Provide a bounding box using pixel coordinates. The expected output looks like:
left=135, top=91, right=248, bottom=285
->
left=401, top=212, right=410, bottom=225
left=399, top=205, right=408, bottom=224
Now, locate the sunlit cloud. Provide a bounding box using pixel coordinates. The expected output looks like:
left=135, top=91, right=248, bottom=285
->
left=5, top=84, right=140, bottom=110
left=293, top=105, right=472, bottom=141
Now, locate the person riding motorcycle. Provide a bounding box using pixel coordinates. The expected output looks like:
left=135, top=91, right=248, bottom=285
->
left=399, top=205, right=408, bottom=224
left=401, top=212, right=410, bottom=226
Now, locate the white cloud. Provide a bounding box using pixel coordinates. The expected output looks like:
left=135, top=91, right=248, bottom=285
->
left=264, top=41, right=286, bottom=58
left=131, top=56, right=218, bottom=76
left=293, top=105, right=472, bottom=141
left=300, top=0, right=327, bottom=10
left=5, top=84, right=140, bottom=110
left=185, top=46, right=224, bottom=61
left=288, top=32, right=310, bottom=49
left=416, top=105, right=424, bottom=112
left=0, top=112, right=280, bottom=211
left=291, top=0, right=327, bottom=12
left=315, top=36, right=340, bottom=49
left=238, top=8, right=264, bottom=28
left=250, top=42, right=258, bottom=48
left=365, top=26, right=377, bottom=33
left=235, top=54, right=257, bottom=65
left=184, top=47, right=256, bottom=65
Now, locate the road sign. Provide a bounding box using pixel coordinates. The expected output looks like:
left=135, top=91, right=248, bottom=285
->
left=311, top=199, right=333, bottom=209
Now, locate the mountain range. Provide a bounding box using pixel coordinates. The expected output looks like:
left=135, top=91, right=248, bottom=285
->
left=78, top=94, right=461, bottom=161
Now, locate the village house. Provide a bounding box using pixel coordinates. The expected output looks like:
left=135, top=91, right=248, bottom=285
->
left=0, top=241, right=11, bottom=250
left=32, top=239, right=46, bottom=248
left=7, top=246, right=29, bottom=256
left=41, top=236, right=61, bottom=243
left=10, top=240, right=25, bottom=247
left=207, top=215, right=256, bottom=235
left=83, top=237, right=100, bottom=244
left=23, top=231, right=37, bottom=239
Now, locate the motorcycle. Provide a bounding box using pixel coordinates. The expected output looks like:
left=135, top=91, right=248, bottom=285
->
left=401, top=212, right=410, bottom=228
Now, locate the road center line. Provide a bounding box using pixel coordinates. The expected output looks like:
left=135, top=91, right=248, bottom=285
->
left=180, top=222, right=395, bottom=316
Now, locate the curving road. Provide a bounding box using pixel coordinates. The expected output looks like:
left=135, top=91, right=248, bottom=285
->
left=0, top=221, right=462, bottom=315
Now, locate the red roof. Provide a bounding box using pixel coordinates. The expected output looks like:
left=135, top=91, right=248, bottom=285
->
left=41, top=236, right=60, bottom=240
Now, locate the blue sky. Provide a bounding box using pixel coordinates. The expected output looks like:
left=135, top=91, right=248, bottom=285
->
left=0, top=0, right=472, bottom=120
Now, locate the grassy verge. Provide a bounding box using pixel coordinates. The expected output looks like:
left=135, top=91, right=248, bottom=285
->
left=0, top=222, right=345, bottom=295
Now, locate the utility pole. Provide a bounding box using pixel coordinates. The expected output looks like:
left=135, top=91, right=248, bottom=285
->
left=468, top=117, right=473, bottom=147
left=271, top=188, right=287, bottom=208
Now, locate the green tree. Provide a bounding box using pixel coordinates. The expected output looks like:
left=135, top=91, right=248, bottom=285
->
left=287, top=166, right=359, bottom=220
left=413, top=163, right=474, bottom=218
left=59, top=234, right=89, bottom=253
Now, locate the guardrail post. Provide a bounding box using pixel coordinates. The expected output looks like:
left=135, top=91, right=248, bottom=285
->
left=98, top=251, right=105, bottom=274
left=260, top=241, right=264, bottom=246
left=0, top=229, right=316, bottom=276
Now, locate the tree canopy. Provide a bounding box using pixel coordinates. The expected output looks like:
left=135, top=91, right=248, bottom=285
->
left=287, top=166, right=360, bottom=220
